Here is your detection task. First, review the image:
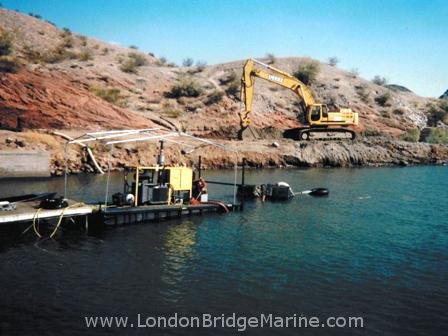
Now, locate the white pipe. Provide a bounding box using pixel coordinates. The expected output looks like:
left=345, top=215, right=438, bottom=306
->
left=85, top=128, right=157, bottom=137
left=64, top=143, right=68, bottom=199
left=55, top=131, right=104, bottom=175
left=104, top=144, right=113, bottom=207
left=70, top=129, right=158, bottom=144
left=105, top=133, right=179, bottom=145
left=86, top=147, right=105, bottom=174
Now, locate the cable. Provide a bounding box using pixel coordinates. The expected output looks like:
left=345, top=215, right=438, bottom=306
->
left=30, top=202, right=85, bottom=239
left=49, top=202, right=84, bottom=239
left=32, top=208, right=43, bottom=238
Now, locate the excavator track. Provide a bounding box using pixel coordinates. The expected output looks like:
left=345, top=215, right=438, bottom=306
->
left=298, top=128, right=356, bottom=141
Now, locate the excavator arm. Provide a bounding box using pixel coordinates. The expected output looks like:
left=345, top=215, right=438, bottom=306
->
left=239, top=58, right=316, bottom=129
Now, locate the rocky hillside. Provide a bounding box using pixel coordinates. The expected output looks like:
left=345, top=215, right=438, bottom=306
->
left=0, top=8, right=447, bottom=173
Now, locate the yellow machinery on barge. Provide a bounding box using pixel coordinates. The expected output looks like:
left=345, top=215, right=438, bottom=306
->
left=120, top=165, right=194, bottom=207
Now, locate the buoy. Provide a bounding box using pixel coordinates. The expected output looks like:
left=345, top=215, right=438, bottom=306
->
left=309, top=188, right=329, bottom=197
left=296, top=187, right=329, bottom=197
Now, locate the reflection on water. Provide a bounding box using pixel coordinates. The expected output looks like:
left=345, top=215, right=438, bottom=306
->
left=0, top=166, right=448, bottom=335
left=161, top=221, right=197, bottom=304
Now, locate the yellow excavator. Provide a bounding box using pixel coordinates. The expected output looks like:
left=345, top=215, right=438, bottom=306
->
left=239, top=58, right=359, bottom=140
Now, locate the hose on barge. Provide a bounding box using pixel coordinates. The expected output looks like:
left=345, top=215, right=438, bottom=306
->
left=27, top=202, right=85, bottom=239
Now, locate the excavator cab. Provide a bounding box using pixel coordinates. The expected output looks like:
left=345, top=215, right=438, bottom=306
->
left=310, top=105, right=322, bottom=122
left=308, top=104, right=329, bottom=123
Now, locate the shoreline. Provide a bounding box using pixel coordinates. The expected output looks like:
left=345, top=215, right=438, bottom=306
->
left=1, top=130, right=448, bottom=177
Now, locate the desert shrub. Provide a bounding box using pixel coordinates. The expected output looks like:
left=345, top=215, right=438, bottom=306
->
left=129, top=45, right=138, bottom=49
left=206, top=90, right=224, bottom=105
left=424, top=127, right=448, bottom=144
left=62, top=35, right=73, bottom=48
left=155, top=56, right=167, bottom=66
left=0, top=29, right=13, bottom=56
left=101, top=47, right=109, bottom=55
left=355, top=84, right=370, bottom=103
left=90, top=86, right=127, bottom=107
left=78, top=49, right=92, bottom=61
left=182, top=57, right=194, bottom=67
left=45, top=20, right=56, bottom=26
left=62, top=27, right=71, bottom=34
left=328, top=56, right=339, bottom=66
left=375, top=91, right=391, bottom=107
left=226, top=82, right=240, bottom=99
left=220, top=71, right=237, bottom=85
left=426, top=102, right=448, bottom=126
left=400, top=128, right=420, bottom=142
left=78, top=35, right=87, bottom=46
left=266, top=53, right=276, bottom=64
left=169, top=75, right=203, bottom=98
left=362, top=126, right=381, bottom=137
left=0, top=57, right=20, bottom=73
left=22, top=44, right=43, bottom=63
left=120, top=59, right=138, bottom=73
left=381, top=110, right=391, bottom=118
left=349, top=68, right=359, bottom=78
left=31, top=13, right=42, bottom=19
left=293, top=61, right=320, bottom=85
left=42, top=44, right=76, bottom=63
left=195, top=60, right=207, bottom=72
left=222, top=71, right=240, bottom=99
left=372, top=75, right=387, bottom=86
left=120, top=52, right=147, bottom=73
left=162, top=102, right=184, bottom=118
left=393, top=108, right=405, bottom=115
left=128, top=52, right=147, bottom=66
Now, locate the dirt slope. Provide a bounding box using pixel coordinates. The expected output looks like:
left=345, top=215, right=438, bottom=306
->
left=0, top=8, right=447, bottom=173
left=0, top=69, right=154, bottom=130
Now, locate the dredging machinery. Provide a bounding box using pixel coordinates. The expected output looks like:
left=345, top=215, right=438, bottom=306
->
left=238, top=182, right=329, bottom=201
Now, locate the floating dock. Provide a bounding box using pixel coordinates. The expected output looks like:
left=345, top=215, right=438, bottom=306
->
left=0, top=199, right=238, bottom=231
left=100, top=202, right=237, bottom=226
left=0, top=129, right=246, bottom=233
left=0, top=199, right=93, bottom=226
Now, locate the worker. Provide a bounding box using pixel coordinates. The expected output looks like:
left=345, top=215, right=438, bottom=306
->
left=260, top=184, right=267, bottom=202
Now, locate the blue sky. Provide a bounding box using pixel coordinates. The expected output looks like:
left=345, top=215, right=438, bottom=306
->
left=2, top=0, right=447, bottom=97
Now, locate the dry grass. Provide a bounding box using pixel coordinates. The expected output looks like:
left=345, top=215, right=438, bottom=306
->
left=20, top=132, right=62, bottom=149
left=162, top=102, right=184, bottom=118
left=89, top=86, right=127, bottom=107
left=78, top=49, right=92, bottom=61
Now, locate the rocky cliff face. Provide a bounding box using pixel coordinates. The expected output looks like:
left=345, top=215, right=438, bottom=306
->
left=0, top=8, right=447, bottom=173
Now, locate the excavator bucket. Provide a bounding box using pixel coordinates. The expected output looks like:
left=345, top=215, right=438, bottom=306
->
left=237, top=126, right=259, bottom=140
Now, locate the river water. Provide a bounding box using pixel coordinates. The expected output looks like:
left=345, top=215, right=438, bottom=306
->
left=0, top=166, right=447, bottom=335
